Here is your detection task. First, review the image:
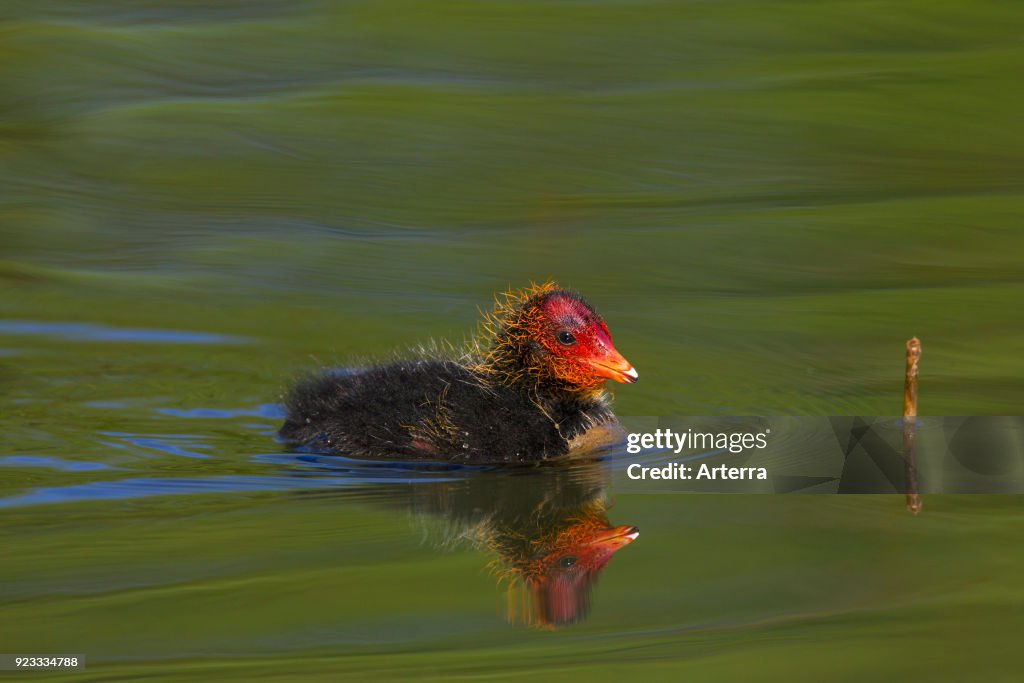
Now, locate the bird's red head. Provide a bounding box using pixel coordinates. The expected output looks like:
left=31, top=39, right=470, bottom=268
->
left=480, top=282, right=637, bottom=392
left=532, top=290, right=638, bottom=388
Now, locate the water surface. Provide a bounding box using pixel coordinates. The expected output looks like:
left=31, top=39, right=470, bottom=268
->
left=2, top=1, right=1023, bottom=680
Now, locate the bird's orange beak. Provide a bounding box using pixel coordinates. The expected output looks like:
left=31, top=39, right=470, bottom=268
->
left=586, top=348, right=638, bottom=384
left=589, top=524, right=640, bottom=549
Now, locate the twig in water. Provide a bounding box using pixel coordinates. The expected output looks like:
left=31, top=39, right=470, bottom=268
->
left=903, top=337, right=922, bottom=514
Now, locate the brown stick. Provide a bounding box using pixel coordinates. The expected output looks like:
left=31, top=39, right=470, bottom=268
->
left=903, top=337, right=922, bottom=514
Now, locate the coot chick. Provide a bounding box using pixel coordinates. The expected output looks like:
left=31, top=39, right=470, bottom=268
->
left=279, top=281, right=637, bottom=462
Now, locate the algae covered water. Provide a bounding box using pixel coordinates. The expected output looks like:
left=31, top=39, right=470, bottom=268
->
left=2, top=1, right=1024, bottom=680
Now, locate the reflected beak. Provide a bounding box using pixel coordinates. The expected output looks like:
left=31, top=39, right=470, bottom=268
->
left=591, top=525, right=640, bottom=549
left=587, top=348, right=638, bottom=384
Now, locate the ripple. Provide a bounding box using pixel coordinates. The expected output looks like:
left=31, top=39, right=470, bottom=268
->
left=0, top=321, right=248, bottom=345
left=252, top=450, right=495, bottom=476
left=156, top=404, right=285, bottom=419
left=0, top=455, right=118, bottom=472
left=0, top=465, right=466, bottom=508
left=99, top=432, right=212, bottom=459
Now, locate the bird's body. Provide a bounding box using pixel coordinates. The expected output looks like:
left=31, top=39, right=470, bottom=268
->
left=279, top=360, right=614, bottom=462
left=279, top=282, right=636, bottom=463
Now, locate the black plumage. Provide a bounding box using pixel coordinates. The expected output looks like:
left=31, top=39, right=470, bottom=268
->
left=278, top=283, right=635, bottom=463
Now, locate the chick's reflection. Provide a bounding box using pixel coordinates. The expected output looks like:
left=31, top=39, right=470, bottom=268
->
left=406, top=464, right=638, bottom=628
left=512, top=516, right=639, bottom=627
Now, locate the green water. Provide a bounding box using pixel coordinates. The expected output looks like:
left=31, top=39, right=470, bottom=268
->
left=2, top=1, right=1023, bottom=680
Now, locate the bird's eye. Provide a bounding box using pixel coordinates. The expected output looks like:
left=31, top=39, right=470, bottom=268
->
left=557, top=556, right=577, bottom=569
left=556, top=330, right=576, bottom=346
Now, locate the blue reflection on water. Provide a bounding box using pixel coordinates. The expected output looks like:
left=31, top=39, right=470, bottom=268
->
left=0, top=320, right=247, bottom=345
left=0, top=456, right=118, bottom=472
left=0, top=467, right=464, bottom=509
left=157, top=404, right=285, bottom=419
left=99, top=432, right=213, bottom=459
